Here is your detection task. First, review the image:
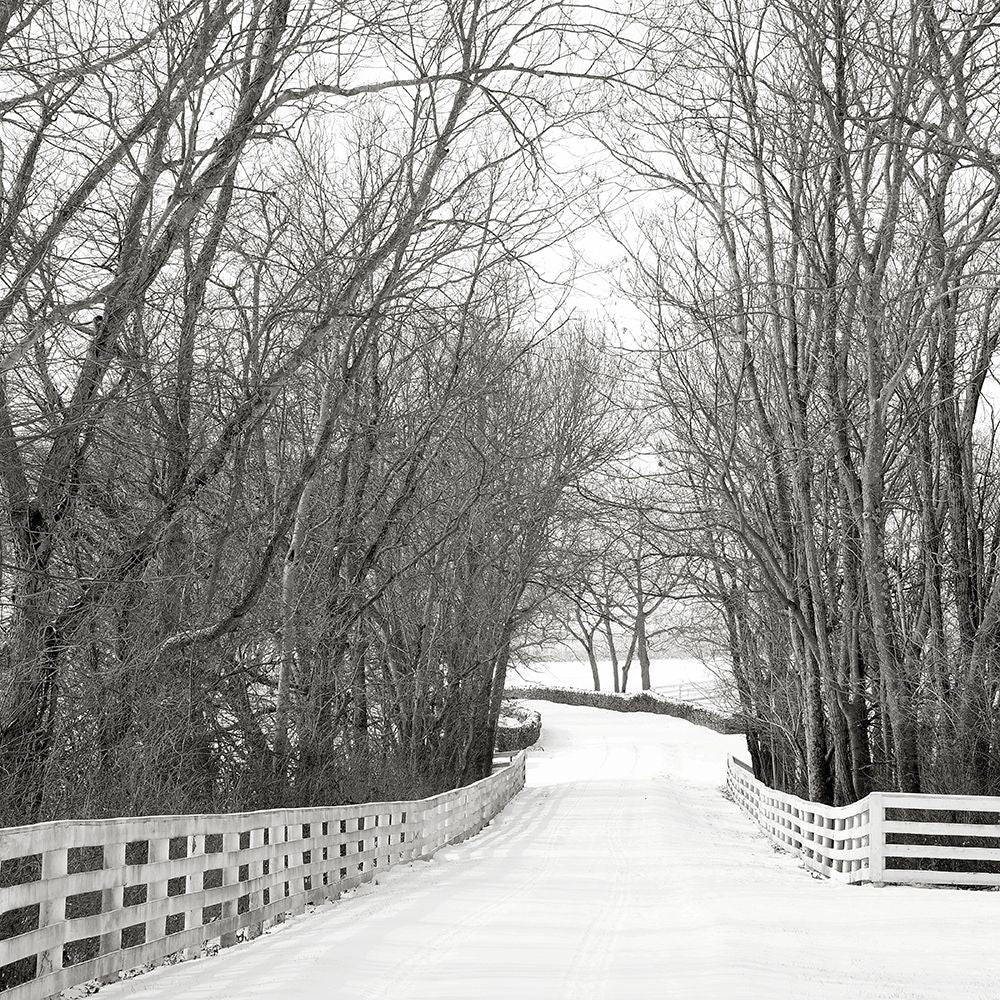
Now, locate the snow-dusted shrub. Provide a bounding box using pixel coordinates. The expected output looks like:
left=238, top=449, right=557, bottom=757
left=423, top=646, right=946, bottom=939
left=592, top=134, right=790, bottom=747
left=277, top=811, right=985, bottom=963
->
left=505, top=685, right=743, bottom=735
left=495, top=702, right=542, bottom=752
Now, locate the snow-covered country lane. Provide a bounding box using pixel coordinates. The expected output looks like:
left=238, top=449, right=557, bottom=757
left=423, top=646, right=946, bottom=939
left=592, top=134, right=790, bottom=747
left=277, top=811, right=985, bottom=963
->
left=100, top=703, right=1000, bottom=1000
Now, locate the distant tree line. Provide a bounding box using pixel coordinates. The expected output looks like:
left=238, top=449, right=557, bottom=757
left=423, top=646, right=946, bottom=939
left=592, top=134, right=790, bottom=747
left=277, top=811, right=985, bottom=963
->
left=549, top=484, right=682, bottom=694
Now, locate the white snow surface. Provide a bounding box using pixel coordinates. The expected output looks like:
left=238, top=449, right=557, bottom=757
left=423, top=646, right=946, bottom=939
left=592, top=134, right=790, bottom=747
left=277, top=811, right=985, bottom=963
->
left=99, top=703, right=1000, bottom=999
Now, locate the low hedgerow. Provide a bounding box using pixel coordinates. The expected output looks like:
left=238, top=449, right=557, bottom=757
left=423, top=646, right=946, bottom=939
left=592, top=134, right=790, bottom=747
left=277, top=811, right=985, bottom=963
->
left=505, top=684, right=744, bottom=735
left=495, top=702, right=543, bottom=752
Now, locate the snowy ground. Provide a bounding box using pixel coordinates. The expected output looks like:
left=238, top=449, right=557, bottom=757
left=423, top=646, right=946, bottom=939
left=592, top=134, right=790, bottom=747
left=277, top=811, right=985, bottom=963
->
left=100, top=703, right=999, bottom=1000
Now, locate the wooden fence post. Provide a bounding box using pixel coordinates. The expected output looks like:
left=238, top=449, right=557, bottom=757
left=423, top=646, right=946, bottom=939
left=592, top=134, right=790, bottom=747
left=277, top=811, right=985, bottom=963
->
left=247, top=826, right=265, bottom=939
left=146, top=834, right=170, bottom=950
left=220, top=831, right=240, bottom=948
left=37, top=846, right=68, bottom=978
left=272, top=819, right=288, bottom=924
left=868, top=792, right=885, bottom=884
left=184, top=833, right=203, bottom=958
left=100, top=839, right=126, bottom=982
left=290, top=821, right=307, bottom=917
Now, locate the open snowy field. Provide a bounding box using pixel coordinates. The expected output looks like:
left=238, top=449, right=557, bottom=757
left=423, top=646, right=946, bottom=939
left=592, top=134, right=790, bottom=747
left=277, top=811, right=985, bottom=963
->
left=99, top=703, right=1000, bottom=1000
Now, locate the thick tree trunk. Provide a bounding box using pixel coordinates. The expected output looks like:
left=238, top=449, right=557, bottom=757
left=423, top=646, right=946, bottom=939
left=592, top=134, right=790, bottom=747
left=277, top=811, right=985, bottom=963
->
left=636, top=608, right=651, bottom=691
left=586, top=642, right=601, bottom=691
left=790, top=624, right=834, bottom=804
left=604, top=618, right=621, bottom=693
left=620, top=631, right=637, bottom=693
left=0, top=533, right=59, bottom=823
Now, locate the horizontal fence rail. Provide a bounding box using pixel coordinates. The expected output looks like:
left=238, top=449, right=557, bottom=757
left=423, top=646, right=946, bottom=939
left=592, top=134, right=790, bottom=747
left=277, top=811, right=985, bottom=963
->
left=726, top=756, right=871, bottom=882
left=1, top=753, right=526, bottom=1000
left=727, top=755, right=1000, bottom=888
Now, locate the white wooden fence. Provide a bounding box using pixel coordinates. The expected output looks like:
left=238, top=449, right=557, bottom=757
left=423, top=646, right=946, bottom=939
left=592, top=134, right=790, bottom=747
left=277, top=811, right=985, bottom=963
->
left=727, top=755, right=1000, bottom=887
left=0, top=753, right=526, bottom=1000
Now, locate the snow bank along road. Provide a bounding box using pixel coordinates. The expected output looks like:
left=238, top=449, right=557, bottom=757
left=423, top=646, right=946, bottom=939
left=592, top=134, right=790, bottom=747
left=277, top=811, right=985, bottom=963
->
left=100, top=703, right=1000, bottom=1000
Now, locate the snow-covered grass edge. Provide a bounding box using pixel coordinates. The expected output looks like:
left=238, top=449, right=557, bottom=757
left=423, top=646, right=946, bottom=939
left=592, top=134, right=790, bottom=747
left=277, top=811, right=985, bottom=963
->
left=505, top=684, right=744, bottom=735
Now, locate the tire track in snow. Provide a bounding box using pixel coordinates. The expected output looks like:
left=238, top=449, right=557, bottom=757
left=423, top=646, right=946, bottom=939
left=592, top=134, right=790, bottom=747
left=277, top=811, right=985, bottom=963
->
left=364, top=729, right=626, bottom=998
left=350, top=779, right=574, bottom=999
left=556, top=732, right=639, bottom=1000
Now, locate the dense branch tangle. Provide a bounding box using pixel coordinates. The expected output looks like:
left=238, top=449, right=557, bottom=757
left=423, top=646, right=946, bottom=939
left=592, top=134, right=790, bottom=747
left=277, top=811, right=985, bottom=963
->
left=0, top=0, right=624, bottom=828
left=623, top=0, right=1000, bottom=804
